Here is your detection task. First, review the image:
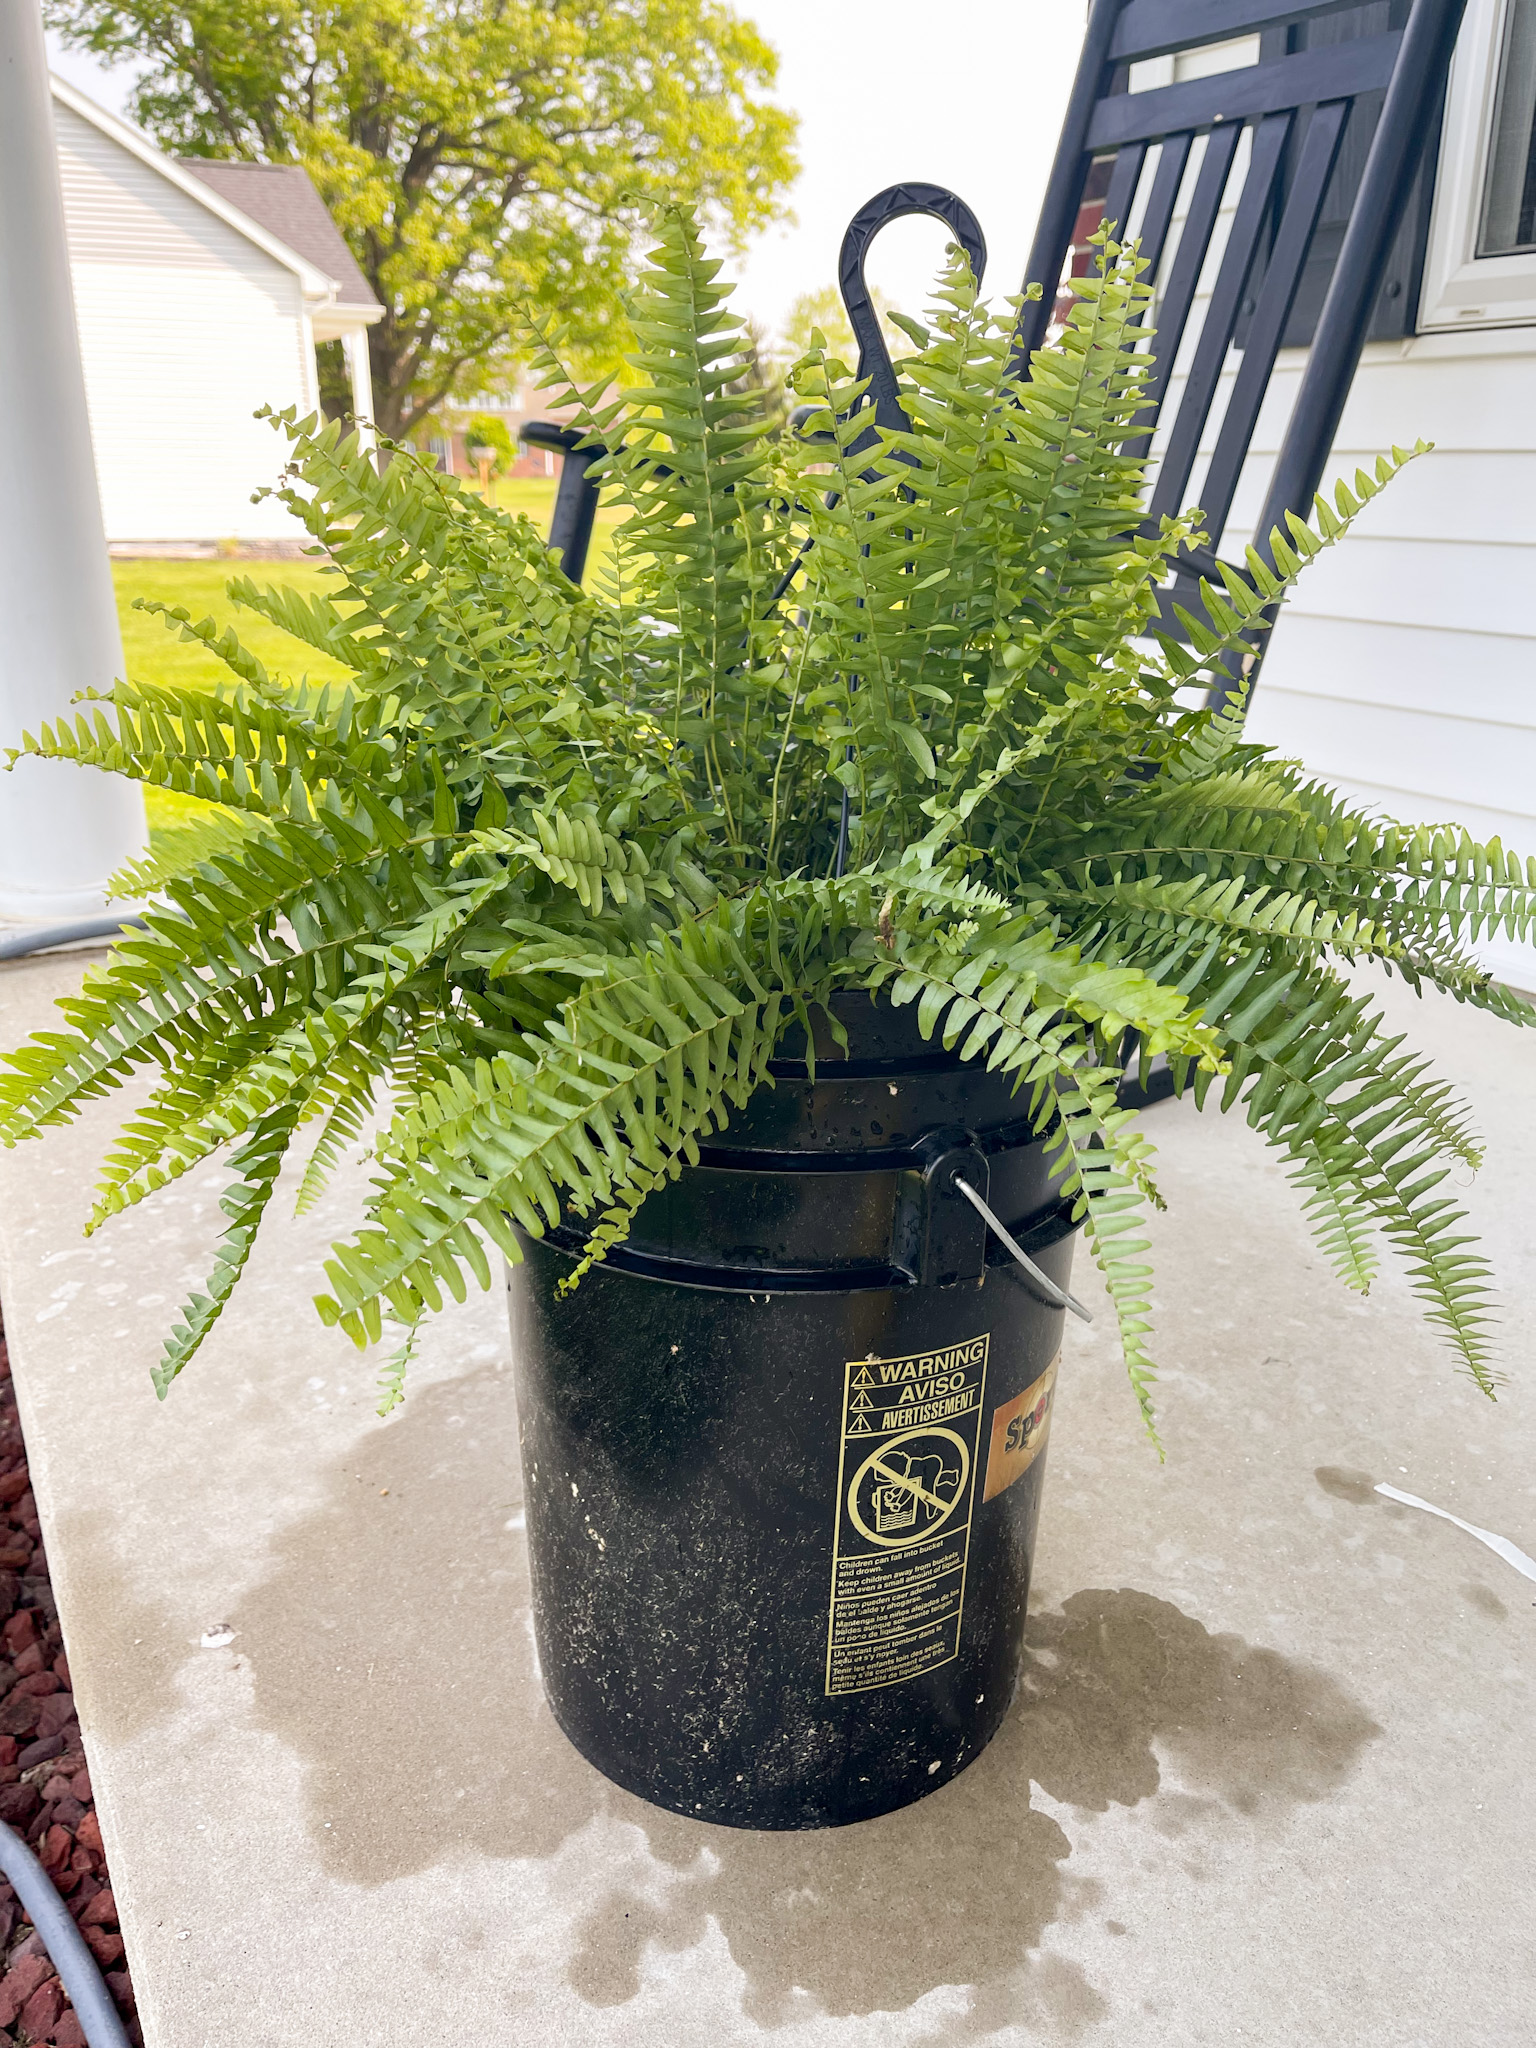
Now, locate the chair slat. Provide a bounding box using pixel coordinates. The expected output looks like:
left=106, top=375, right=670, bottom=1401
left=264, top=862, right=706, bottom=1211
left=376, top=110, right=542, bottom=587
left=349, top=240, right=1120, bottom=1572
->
left=1197, top=97, right=1350, bottom=544
left=1011, top=0, right=1127, bottom=376
left=1112, top=0, right=1372, bottom=62
left=1148, top=109, right=1293, bottom=524
left=1005, top=0, right=1464, bottom=717
left=1207, top=0, right=1467, bottom=710
left=1136, top=131, right=1196, bottom=283
left=1125, top=119, right=1243, bottom=463
left=1086, top=29, right=1401, bottom=147
left=1102, top=142, right=1150, bottom=242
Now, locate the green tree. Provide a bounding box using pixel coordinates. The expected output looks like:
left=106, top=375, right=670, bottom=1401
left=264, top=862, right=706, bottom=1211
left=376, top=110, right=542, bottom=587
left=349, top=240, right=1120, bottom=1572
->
left=776, top=282, right=909, bottom=375
left=462, top=413, right=515, bottom=474
left=47, top=0, right=798, bottom=439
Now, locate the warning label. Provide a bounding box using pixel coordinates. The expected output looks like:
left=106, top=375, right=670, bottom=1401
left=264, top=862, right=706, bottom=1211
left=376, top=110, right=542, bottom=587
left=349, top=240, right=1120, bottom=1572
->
left=824, top=1335, right=989, bottom=1697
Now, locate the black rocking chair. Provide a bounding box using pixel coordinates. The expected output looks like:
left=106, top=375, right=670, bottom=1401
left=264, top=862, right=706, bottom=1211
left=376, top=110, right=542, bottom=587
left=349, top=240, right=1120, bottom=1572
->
left=523, top=0, right=1465, bottom=717
left=1016, top=0, right=1466, bottom=708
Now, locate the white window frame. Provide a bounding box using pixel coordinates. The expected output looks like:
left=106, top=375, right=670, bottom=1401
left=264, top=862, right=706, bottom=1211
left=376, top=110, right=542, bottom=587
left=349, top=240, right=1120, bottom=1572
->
left=1420, top=0, right=1536, bottom=329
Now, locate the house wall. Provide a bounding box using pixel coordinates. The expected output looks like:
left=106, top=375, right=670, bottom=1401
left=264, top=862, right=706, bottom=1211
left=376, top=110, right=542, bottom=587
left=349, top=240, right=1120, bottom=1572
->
left=1236, top=331, right=1536, bottom=992
left=52, top=100, right=317, bottom=543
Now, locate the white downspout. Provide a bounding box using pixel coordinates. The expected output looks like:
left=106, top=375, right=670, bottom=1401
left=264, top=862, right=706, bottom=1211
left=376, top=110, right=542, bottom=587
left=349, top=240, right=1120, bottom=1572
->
left=298, top=304, right=320, bottom=415
left=342, top=326, right=377, bottom=455
left=0, top=6, right=147, bottom=921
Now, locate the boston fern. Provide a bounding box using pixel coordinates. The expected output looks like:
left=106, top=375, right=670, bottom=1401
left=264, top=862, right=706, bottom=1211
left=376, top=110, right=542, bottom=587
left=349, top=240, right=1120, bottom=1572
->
left=4, top=208, right=1531, bottom=1438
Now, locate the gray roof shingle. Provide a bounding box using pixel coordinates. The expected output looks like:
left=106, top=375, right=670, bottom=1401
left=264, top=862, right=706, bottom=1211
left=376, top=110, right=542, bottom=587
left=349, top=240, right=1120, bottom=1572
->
left=178, top=159, right=381, bottom=310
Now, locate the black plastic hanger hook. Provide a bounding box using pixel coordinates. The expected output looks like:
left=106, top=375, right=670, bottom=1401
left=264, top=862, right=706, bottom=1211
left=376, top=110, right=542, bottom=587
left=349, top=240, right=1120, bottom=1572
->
left=837, top=182, right=989, bottom=443
left=828, top=184, right=988, bottom=879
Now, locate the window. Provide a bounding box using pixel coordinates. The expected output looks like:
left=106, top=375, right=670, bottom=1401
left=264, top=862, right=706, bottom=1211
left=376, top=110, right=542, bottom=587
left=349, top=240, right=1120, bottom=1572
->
left=1480, top=0, right=1536, bottom=253
left=1419, top=0, right=1536, bottom=327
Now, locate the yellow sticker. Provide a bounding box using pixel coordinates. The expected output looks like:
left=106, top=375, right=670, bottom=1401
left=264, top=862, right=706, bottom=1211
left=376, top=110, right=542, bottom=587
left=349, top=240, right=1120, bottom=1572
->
left=825, top=1336, right=988, bottom=1697
left=982, top=1357, right=1058, bottom=1503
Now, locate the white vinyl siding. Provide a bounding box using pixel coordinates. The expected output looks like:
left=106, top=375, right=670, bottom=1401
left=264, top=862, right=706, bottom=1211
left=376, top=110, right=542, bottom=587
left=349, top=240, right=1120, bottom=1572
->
left=1237, top=334, right=1536, bottom=991
left=53, top=101, right=315, bottom=542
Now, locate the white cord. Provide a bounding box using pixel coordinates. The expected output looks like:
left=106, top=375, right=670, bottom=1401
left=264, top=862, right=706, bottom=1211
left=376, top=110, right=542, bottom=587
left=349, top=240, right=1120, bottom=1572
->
left=1374, top=1483, right=1536, bottom=1583
left=952, top=1176, right=1093, bottom=1322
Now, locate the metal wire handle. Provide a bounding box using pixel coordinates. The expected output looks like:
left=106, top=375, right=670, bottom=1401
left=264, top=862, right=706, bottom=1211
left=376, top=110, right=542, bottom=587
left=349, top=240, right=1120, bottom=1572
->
left=952, top=1175, right=1094, bottom=1323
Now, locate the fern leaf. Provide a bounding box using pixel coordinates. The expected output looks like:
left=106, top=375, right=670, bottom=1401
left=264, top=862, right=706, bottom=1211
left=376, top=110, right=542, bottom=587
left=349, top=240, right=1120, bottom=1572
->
left=153, top=1103, right=301, bottom=1396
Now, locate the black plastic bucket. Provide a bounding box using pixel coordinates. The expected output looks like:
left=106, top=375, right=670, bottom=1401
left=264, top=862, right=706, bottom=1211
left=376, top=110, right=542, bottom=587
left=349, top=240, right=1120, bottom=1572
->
left=506, top=992, right=1080, bottom=1829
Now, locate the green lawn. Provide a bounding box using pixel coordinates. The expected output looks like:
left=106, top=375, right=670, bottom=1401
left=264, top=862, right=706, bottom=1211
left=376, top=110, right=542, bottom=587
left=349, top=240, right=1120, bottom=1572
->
left=115, top=559, right=354, bottom=840
left=488, top=472, right=628, bottom=567
left=113, top=473, right=623, bottom=843
left=488, top=475, right=563, bottom=520
left=117, top=560, right=356, bottom=694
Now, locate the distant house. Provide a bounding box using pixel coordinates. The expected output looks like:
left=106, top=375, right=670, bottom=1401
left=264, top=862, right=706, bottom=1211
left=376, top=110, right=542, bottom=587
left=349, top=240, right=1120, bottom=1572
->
left=50, top=77, right=382, bottom=550
left=429, top=380, right=574, bottom=481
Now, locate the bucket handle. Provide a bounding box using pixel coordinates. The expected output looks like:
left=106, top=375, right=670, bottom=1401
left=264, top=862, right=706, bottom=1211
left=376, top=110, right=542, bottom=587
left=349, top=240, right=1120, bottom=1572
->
left=952, top=1176, right=1094, bottom=1323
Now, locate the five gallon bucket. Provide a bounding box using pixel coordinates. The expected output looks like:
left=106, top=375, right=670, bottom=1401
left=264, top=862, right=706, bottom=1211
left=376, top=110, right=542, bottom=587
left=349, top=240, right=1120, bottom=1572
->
left=507, top=994, right=1081, bottom=1829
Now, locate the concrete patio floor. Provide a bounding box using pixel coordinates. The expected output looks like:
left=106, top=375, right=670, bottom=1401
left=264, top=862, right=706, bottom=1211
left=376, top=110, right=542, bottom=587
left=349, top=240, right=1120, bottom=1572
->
left=0, top=947, right=1531, bottom=2046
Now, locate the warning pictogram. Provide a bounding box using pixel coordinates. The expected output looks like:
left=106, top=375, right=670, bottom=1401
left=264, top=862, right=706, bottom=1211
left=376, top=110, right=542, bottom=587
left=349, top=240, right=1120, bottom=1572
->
left=847, top=1385, right=876, bottom=1434
left=824, top=1335, right=988, bottom=1696
left=847, top=1428, right=969, bottom=1546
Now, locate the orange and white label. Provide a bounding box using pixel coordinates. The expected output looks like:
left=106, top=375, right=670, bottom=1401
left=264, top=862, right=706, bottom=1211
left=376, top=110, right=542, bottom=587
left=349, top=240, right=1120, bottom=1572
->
left=982, top=1357, right=1058, bottom=1502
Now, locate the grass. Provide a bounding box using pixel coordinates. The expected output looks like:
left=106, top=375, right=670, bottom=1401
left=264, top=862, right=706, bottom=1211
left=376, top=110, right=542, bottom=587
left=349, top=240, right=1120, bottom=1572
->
left=118, top=560, right=356, bottom=695
left=487, top=475, right=564, bottom=519
left=116, top=559, right=353, bottom=842
left=486, top=472, right=628, bottom=564
left=113, top=472, right=624, bottom=845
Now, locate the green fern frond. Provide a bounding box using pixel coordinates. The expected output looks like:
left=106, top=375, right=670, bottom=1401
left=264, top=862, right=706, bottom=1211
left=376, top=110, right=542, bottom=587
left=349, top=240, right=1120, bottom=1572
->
left=467, top=808, right=656, bottom=913
left=153, top=1101, right=302, bottom=1395
left=295, top=1045, right=386, bottom=1217
left=1287, top=1143, right=1380, bottom=1295
left=315, top=905, right=784, bottom=1344
left=106, top=804, right=257, bottom=900
left=1046, top=1068, right=1164, bottom=1443
left=0, top=218, right=1521, bottom=1432
left=375, top=1317, right=421, bottom=1417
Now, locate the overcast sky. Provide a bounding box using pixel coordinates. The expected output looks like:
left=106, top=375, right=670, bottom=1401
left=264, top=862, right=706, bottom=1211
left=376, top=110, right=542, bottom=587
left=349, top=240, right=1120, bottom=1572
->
left=47, top=1, right=1089, bottom=335
left=726, top=0, right=1087, bottom=327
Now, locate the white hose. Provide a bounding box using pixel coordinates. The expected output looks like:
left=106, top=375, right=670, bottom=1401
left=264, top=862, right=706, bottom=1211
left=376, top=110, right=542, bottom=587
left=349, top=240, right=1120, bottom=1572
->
left=0, top=916, right=145, bottom=962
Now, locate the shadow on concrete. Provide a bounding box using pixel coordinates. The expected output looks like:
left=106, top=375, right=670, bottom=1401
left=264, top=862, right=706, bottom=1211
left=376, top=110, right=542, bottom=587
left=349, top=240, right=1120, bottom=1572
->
left=563, top=1586, right=1382, bottom=2038
left=240, top=1368, right=1382, bottom=2037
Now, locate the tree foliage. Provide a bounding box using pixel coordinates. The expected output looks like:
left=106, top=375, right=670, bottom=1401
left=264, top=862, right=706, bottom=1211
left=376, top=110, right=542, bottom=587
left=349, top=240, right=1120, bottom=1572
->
left=5, top=211, right=1531, bottom=1439
left=45, top=0, right=798, bottom=437
left=776, top=281, right=909, bottom=372
left=462, top=413, right=515, bottom=474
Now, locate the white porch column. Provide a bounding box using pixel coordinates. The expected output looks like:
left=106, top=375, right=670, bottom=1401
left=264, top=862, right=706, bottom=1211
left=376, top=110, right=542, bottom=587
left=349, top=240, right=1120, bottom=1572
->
left=0, top=3, right=147, bottom=921
left=342, top=327, right=377, bottom=454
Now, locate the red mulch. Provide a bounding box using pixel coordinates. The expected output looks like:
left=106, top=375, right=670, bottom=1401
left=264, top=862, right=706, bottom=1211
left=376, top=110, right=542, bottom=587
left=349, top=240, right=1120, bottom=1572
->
left=0, top=1314, right=139, bottom=2047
